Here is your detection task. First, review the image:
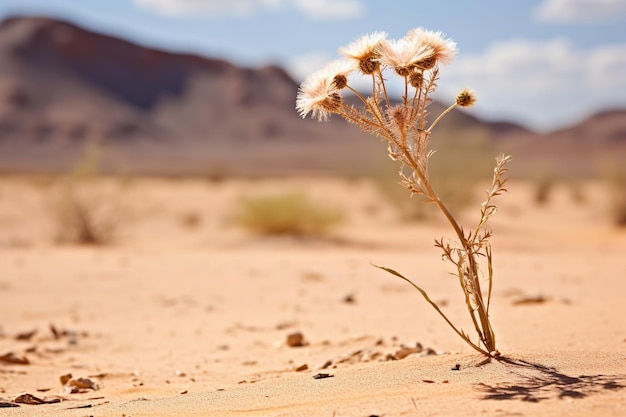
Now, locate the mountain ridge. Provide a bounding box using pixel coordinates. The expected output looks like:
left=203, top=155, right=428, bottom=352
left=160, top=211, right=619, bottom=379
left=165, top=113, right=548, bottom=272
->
left=0, top=15, right=624, bottom=177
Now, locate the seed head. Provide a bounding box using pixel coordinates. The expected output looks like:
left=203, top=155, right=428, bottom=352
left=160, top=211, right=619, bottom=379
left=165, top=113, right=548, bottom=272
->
left=296, top=60, right=353, bottom=121
left=339, top=31, right=387, bottom=75
left=409, top=70, right=424, bottom=88
left=456, top=88, right=476, bottom=107
left=377, top=36, right=432, bottom=77
left=405, top=28, right=457, bottom=66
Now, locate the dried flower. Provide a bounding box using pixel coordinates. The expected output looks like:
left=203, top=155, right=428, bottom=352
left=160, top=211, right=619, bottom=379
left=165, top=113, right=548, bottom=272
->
left=456, top=88, right=477, bottom=107
left=408, top=70, right=424, bottom=88
left=296, top=27, right=509, bottom=358
left=339, top=31, right=387, bottom=75
left=296, top=60, right=352, bottom=121
left=377, top=36, right=432, bottom=76
left=405, top=28, right=457, bottom=68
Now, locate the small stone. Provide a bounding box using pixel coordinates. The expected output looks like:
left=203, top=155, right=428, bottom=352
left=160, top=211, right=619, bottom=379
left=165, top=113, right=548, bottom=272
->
left=60, top=373, right=72, bottom=385
left=419, top=347, right=437, bottom=357
left=67, top=377, right=99, bottom=391
left=394, top=343, right=423, bottom=360
left=342, top=294, right=355, bottom=304
left=286, top=331, right=306, bottom=347
left=295, top=363, right=308, bottom=372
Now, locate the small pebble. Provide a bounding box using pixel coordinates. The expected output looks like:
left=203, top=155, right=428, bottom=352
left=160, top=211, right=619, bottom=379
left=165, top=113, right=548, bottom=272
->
left=286, top=331, right=306, bottom=347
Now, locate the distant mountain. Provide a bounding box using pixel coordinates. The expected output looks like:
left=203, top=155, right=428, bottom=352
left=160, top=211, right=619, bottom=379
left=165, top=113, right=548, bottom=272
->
left=0, top=16, right=624, bottom=177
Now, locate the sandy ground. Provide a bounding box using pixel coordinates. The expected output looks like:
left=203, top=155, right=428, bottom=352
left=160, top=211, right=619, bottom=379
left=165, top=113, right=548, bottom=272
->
left=0, top=176, right=625, bottom=416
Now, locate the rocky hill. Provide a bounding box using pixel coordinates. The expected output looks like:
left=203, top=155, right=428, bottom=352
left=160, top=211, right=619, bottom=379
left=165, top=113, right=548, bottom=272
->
left=0, top=16, right=623, bottom=177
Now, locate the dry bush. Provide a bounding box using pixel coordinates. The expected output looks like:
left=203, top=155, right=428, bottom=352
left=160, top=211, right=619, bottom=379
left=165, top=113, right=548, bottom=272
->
left=51, top=187, right=118, bottom=245
left=233, top=192, right=344, bottom=237
left=532, top=172, right=555, bottom=205
left=609, top=174, right=626, bottom=227
left=50, top=140, right=120, bottom=245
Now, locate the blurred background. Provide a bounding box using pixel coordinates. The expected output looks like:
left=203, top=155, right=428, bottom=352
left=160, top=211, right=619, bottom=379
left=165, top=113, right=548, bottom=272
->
left=0, top=0, right=625, bottom=245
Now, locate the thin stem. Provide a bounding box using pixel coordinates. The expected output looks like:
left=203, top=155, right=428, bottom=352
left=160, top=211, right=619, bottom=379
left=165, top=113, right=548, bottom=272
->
left=376, top=69, right=390, bottom=107
left=417, top=159, right=497, bottom=353
left=427, top=102, right=457, bottom=134
left=373, top=264, right=489, bottom=356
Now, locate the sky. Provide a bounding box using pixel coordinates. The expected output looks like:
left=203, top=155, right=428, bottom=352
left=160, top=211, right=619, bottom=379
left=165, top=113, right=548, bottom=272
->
left=1, top=0, right=625, bottom=132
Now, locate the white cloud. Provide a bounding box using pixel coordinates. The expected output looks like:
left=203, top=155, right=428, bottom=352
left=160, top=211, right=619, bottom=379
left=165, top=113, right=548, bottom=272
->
left=286, top=51, right=334, bottom=82
left=436, top=38, right=626, bottom=130
left=132, top=0, right=363, bottom=19
left=534, top=0, right=626, bottom=23
left=132, top=0, right=282, bottom=17
left=294, top=0, right=363, bottom=20
left=286, top=38, right=626, bottom=131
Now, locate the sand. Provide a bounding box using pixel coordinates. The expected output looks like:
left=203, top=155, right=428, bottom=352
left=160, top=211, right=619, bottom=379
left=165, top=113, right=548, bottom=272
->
left=0, top=176, right=624, bottom=416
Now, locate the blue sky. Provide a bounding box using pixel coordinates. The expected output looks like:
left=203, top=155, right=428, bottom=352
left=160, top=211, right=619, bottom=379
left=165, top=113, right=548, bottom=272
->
left=1, top=0, right=625, bottom=131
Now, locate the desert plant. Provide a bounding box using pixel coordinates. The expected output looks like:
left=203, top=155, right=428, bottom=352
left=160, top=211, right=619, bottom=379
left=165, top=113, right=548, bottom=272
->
left=609, top=174, right=626, bottom=227
left=234, top=192, right=343, bottom=237
left=52, top=187, right=117, bottom=245
left=51, top=140, right=118, bottom=245
left=532, top=172, right=555, bottom=205
left=296, top=29, right=510, bottom=357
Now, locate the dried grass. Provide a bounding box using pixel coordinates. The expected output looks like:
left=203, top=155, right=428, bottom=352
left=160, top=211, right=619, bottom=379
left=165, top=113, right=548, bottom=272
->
left=233, top=192, right=344, bottom=237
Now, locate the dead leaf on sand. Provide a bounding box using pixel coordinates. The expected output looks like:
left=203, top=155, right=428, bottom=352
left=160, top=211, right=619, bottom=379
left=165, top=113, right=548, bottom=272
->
left=0, top=398, right=20, bottom=408
left=67, top=377, right=100, bottom=391
left=512, top=295, right=550, bottom=305
left=60, top=375, right=100, bottom=393
left=312, top=373, right=333, bottom=379
left=0, top=352, right=29, bottom=365
left=13, top=393, right=61, bottom=405
left=14, top=329, right=37, bottom=341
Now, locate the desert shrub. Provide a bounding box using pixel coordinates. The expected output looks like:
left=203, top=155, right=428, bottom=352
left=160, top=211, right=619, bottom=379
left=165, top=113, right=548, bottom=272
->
left=233, top=192, right=343, bottom=237
left=52, top=187, right=118, bottom=245
left=532, top=172, right=555, bottom=205
left=50, top=140, right=119, bottom=245
left=609, top=174, right=626, bottom=227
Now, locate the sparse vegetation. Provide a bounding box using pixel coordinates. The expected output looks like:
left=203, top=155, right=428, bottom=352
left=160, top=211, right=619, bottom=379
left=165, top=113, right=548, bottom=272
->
left=234, top=192, right=343, bottom=237
left=51, top=187, right=118, bottom=245
left=609, top=174, right=626, bottom=227
left=50, top=141, right=120, bottom=245
left=532, top=172, right=555, bottom=205
left=296, top=28, right=510, bottom=356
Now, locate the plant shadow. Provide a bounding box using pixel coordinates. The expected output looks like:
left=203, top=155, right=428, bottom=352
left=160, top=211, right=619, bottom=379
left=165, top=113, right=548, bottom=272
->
left=474, top=356, right=626, bottom=403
